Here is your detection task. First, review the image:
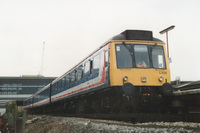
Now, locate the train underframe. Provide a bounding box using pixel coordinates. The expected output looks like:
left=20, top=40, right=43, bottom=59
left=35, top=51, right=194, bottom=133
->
left=31, top=86, right=170, bottom=115
left=170, top=93, right=200, bottom=114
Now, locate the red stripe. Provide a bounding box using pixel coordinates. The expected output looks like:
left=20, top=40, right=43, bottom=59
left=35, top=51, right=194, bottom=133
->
left=51, top=51, right=106, bottom=102
left=52, top=68, right=105, bottom=101
left=32, top=99, right=50, bottom=107
left=33, top=49, right=107, bottom=107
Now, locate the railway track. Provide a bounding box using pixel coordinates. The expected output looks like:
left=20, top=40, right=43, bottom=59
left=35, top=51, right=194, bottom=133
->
left=57, top=112, right=200, bottom=123
left=29, top=81, right=200, bottom=124
left=25, top=115, right=200, bottom=133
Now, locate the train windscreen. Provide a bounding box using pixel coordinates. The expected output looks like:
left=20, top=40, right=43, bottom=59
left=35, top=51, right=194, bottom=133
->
left=151, top=46, right=166, bottom=69
left=115, top=44, right=166, bottom=69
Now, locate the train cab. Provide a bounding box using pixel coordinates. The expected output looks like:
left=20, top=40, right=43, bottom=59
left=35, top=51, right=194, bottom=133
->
left=109, top=30, right=173, bottom=97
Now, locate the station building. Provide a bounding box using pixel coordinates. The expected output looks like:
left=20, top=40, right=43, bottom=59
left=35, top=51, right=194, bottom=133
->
left=0, top=75, right=56, bottom=107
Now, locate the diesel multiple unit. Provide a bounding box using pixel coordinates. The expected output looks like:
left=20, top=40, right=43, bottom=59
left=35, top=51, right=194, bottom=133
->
left=24, top=30, right=173, bottom=114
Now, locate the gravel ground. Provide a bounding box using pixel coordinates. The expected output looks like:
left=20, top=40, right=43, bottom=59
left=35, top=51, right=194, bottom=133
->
left=25, top=115, right=200, bottom=133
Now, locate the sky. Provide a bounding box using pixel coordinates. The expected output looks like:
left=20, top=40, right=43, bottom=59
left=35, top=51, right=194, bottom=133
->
left=0, top=0, right=200, bottom=81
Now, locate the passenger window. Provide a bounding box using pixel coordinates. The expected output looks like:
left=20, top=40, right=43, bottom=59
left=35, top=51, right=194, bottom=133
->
left=93, top=54, right=101, bottom=74
left=53, top=84, right=56, bottom=92
left=65, top=75, right=70, bottom=87
left=62, top=77, right=65, bottom=88
left=58, top=80, right=62, bottom=90
left=53, top=84, right=55, bottom=92
left=84, top=61, right=90, bottom=77
left=56, top=82, right=58, bottom=91
left=70, top=71, right=76, bottom=84
left=77, top=66, right=83, bottom=81
left=105, top=51, right=108, bottom=67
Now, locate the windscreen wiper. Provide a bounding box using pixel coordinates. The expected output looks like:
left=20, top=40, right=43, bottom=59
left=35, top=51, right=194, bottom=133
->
left=122, top=42, right=135, bottom=67
left=122, top=42, right=133, bottom=55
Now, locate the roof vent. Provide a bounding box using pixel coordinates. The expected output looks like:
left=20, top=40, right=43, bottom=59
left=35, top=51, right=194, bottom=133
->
left=121, top=30, right=153, bottom=41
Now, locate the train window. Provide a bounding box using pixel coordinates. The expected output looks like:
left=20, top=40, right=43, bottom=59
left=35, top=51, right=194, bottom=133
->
left=116, top=44, right=133, bottom=68
left=70, top=71, right=76, bottom=84
left=57, top=81, right=60, bottom=90
left=52, top=84, right=55, bottom=92
left=84, top=61, right=90, bottom=77
left=65, top=75, right=70, bottom=87
left=56, top=83, right=58, bottom=91
left=57, top=82, right=60, bottom=90
left=90, top=60, right=93, bottom=74
left=151, top=46, right=166, bottom=69
left=134, top=45, right=150, bottom=68
left=55, top=83, right=58, bottom=92
left=46, top=88, right=48, bottom=98
left=77, top=66, right=83, bottom=81
left=59, top=80, right=62, bottom=89
left=52, top=85, right=55, bottom=92
left=42, top=91, right=45, bottom=99
left=93, top=54, right=101, bottom=74
left=105, top=51, right=109, bottom=67
left=62, top=77, right=66, bottom=88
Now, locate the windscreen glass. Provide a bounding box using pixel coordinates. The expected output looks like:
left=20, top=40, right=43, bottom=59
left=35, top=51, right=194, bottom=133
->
left=115, top=44, right=133, bottom=68
left=134, top=45, right=150, bottom=68
left=115, top=44, right=166, bottom=69
left=151, top=46, right=166, bottom=69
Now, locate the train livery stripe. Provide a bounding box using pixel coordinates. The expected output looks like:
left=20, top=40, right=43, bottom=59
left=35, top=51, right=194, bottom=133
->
left=32, top=99, right=50, bottom=107
left=32, top=50, right=107, bottom=107
left=51, top=52, right=106, bottom=102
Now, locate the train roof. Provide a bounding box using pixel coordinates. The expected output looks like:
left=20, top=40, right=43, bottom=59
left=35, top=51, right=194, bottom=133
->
left=24, top=29, right=164, bottom=103
left=47, top=30, right=163, bottom=85
left=110, top=30, right=163, bottom=42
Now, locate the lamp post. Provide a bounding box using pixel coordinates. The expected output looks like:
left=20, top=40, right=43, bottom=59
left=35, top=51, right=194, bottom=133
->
left=160, top=25, right=175, bottom=58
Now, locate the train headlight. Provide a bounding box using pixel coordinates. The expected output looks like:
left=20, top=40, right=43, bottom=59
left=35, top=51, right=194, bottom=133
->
left=142, top=77, right=147, bottom=82
left=123, top=76, right=128, bottom=81
left=159, top=76, right=164, bottom=82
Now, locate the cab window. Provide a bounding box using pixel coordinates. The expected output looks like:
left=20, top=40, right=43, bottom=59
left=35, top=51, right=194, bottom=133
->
left=115, top=44, right=133, bottom=68
left=151, top=46, right=166, bottom=69
left=134, top=45, right=150, bottom=68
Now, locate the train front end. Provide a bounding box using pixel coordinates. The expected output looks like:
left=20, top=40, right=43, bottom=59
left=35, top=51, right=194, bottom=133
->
left=109, top=30, right=173, bottom=111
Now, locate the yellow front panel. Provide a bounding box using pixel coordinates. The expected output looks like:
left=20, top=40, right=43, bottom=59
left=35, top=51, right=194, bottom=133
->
left=109, top=41, right=171, bottom=86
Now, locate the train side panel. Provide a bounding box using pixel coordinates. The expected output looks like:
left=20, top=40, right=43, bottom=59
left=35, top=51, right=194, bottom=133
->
left=49, top=45, right=110, bottom=103
left=31, top=86, right=50, bottom=108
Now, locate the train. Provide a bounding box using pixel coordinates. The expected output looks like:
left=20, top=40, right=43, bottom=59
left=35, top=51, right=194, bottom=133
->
left=24, top=30, right=173, bottom=114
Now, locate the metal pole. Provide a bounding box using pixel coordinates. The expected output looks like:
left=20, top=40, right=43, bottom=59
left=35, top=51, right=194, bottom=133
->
left=166, top=31, right=169, bottom=58
left=21, top=111, right=26, bottom=133
left=159, top=25, right=175, bottom=59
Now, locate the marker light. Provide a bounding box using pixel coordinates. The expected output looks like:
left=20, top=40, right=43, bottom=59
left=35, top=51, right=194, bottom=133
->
left=142, top=77, right=147, bottom=82
left=123, top=76, right=128, bottom=81
left=159, top=76, right=164, bottom=82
